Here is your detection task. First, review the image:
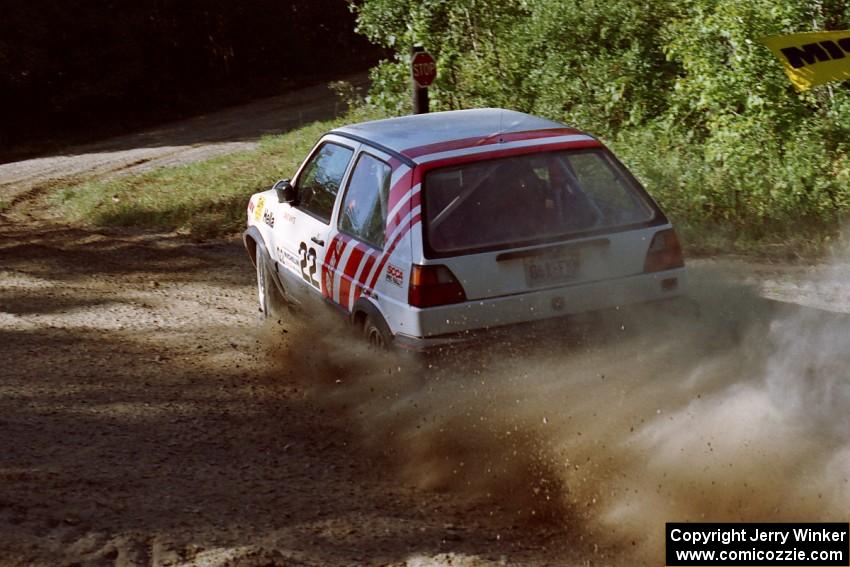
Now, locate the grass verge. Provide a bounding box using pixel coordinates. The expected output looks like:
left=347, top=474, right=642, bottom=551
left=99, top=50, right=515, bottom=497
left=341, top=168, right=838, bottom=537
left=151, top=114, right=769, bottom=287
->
left=54, top=108, right=383, bottom=238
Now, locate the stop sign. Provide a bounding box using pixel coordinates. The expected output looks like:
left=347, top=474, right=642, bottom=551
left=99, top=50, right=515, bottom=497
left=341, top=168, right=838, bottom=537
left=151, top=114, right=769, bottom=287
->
left=411, top=51, right=437, bottom=88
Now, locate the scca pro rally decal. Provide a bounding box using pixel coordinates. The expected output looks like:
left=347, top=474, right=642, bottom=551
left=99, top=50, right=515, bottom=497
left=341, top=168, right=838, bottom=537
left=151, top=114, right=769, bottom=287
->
left=263, top=210, right=274, bottom=228
left=385, top=264, right=404, bottom=287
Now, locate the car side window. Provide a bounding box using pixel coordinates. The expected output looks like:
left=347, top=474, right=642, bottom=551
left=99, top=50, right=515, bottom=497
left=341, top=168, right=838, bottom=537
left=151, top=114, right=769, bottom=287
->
left=297, top=142, right=354, bottom=222
left=338, top=153, right=391, bottom=249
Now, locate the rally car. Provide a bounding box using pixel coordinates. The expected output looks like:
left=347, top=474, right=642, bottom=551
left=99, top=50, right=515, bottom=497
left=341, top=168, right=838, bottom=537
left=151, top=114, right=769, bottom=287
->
left=244, top=109, right=686, bottom=350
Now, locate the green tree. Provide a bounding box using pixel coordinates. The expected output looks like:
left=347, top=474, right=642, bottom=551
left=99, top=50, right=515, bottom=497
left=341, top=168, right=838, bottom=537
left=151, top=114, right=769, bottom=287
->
left=353, top=0, right=850, bottom=247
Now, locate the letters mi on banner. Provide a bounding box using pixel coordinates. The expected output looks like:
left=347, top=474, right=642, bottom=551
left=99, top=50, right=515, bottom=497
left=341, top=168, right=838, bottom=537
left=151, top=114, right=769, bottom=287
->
left=762, top=30, right=850, bottom=91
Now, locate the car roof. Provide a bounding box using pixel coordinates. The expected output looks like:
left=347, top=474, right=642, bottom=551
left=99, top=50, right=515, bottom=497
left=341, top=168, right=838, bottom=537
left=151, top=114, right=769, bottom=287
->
left=330, top=108, right=591, bottom=164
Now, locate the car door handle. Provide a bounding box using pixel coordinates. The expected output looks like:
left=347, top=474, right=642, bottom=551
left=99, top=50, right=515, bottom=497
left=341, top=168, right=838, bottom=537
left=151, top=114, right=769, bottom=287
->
left=310, top=236, right=325, bottom=246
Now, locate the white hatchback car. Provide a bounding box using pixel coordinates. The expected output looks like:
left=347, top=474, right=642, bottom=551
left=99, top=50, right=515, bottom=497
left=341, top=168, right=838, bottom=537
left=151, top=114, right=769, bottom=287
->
left=244, top=109, right=686, bottom=350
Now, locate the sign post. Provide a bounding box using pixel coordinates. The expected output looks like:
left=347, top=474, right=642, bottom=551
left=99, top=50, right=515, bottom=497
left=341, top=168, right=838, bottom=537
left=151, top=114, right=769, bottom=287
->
left=410, top=46, right=436, bottom=114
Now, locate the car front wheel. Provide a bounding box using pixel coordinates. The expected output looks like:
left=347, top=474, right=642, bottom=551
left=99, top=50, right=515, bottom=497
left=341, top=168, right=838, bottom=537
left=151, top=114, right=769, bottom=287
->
left=255, top=249, right=282, bottom=320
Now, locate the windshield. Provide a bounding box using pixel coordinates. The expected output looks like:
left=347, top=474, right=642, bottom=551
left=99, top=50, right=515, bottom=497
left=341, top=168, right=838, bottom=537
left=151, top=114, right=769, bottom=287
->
left=423, top=149, right=658, bottom=255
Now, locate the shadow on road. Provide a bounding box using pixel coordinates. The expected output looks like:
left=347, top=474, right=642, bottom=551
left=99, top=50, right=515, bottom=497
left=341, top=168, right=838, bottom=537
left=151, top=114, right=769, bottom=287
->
left=0, top=223, right=566, bottom=566
left=1, top=73, right=369, bottom=165
left=59, top=74, right=369, bottom=154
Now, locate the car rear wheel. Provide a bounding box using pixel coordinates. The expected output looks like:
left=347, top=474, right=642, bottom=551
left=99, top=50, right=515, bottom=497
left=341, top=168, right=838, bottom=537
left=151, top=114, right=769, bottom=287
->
left=363, top=315, right=391, bottom=350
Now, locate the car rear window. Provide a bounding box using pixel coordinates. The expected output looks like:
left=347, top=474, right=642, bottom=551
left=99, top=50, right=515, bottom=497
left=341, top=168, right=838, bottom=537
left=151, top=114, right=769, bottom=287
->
left=423, top=149, right=658, bottom=255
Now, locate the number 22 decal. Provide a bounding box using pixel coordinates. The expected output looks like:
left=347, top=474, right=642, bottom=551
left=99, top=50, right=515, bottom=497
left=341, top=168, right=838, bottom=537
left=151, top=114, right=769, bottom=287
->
left=298, top=242, right=320, bottom=290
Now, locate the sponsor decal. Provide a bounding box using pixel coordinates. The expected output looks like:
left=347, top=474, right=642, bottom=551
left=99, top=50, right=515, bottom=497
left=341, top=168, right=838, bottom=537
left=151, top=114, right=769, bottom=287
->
left=276, top=246, right=298, bottom=269
left=762, top=30, right=850, bottom=90
left=385, top=264, right=404, bottom=287
left=281, top=211, right=296, bottom=224
left=263, top=210, right=275, bottom=228
left=248, top=201, right=255, bottom=213
left=254, top=195, right=265, bottom=222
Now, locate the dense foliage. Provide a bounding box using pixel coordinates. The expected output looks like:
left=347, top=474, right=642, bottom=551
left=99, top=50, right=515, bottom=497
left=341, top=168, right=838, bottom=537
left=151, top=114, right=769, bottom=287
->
left=1, top=0, right=379, bottom=153
left=353, top=0, right=850, bottom=247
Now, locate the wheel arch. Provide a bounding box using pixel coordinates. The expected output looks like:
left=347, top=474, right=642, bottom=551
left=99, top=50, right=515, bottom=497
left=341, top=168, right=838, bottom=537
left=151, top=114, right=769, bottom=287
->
left=350, top=297, right=392, bottom=337
left=243, top=225, right=269, bottom=268
left=244, top=226, right=287, bottom=298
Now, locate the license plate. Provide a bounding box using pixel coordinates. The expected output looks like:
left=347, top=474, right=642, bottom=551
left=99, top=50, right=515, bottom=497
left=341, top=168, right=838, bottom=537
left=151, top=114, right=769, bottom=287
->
left=524, top=251, right=579, bottom=287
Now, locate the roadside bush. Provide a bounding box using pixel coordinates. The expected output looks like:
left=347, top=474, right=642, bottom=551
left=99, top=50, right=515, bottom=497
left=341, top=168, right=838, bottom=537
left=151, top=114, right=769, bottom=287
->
left=353, top=0, right=850, bottom=252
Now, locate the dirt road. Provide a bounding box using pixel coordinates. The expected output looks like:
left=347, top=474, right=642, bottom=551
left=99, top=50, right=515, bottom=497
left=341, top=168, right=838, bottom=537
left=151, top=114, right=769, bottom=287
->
left=1, top=219, right=576, bottom=566
left=2, top=80, right=849, bottom=566
left=0, top=79, right=569, bottom=566
left=0, top=74, right=367, bottom=212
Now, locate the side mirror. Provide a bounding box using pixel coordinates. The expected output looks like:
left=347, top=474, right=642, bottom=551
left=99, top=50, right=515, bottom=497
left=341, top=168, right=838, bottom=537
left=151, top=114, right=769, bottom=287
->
left=273, top=179, right=295, bottom=203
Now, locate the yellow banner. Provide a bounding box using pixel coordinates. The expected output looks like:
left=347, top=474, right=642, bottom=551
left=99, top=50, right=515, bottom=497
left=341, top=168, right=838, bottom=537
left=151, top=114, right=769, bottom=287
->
left=761, top=30, right=850, bottom=90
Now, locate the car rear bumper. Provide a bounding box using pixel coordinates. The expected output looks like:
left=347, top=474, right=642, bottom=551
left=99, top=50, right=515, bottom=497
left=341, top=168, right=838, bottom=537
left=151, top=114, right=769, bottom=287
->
left=392, top=268, right=687, bottom=350
left=393, top=294, right=694, bottom=352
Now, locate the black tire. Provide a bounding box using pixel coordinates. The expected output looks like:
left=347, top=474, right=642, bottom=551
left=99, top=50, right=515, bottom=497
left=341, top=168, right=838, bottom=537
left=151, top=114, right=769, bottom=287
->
left=362, top=314, right=391, bottom=350
left=255, top=249, right=283, bottom=320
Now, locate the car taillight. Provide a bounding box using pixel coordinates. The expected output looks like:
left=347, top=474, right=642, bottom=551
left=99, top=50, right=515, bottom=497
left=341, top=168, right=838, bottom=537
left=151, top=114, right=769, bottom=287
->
left=644, top=229, right=684, bottom=273
left=408, top=264, right=467, bottom=308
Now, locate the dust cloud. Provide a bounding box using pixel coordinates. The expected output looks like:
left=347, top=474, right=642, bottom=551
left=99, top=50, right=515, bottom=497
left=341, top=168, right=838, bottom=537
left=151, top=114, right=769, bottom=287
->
left=263, top=245, right=850, bottom=564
